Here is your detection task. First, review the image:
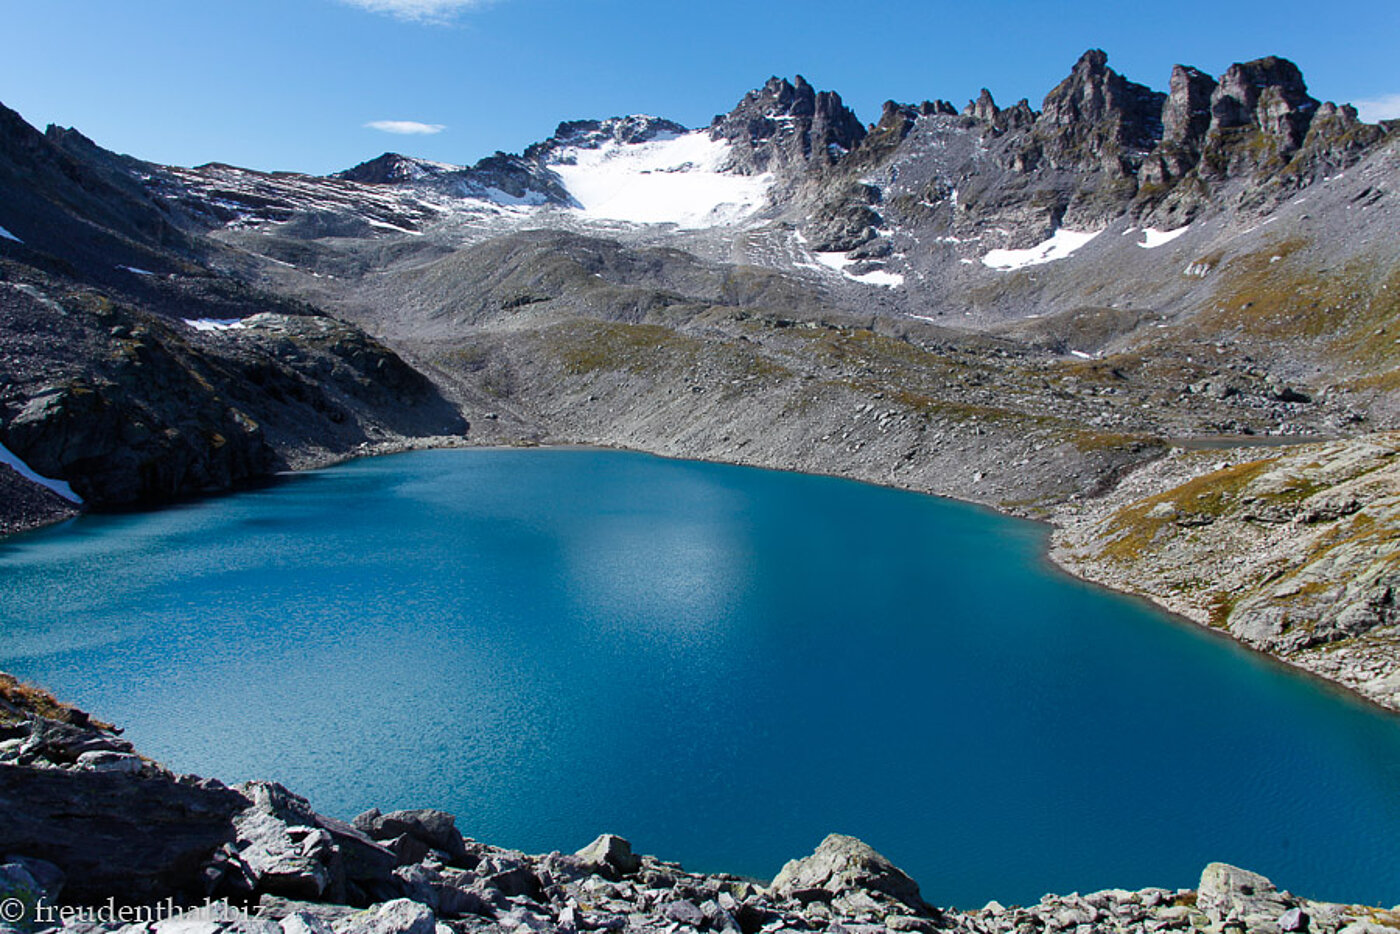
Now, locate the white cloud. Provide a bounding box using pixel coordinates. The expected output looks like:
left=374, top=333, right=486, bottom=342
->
left=338, top=0, right=488, bottom=23
left=365, top=120, right=447, bottom=135
left=1354, top=94, right=1400, bottom=123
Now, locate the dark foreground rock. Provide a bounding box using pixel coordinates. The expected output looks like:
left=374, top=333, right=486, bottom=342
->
left=2, top=674, right=1397, bottom=934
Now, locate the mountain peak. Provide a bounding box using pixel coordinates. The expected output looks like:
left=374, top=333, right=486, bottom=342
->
left=1073, top=48, right=1110, bottom=75
left=533, top=115, right=688, bottom=157
left=712, top=75, right=866, bottom=172
left=334, top=152, right=462, bottom=184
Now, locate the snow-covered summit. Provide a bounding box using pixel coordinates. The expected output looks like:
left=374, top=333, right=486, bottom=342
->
left=321, top=113, right=778, bottom=230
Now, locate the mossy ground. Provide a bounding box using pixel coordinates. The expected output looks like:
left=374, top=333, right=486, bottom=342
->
left=0, top=672, right=111, bottom=729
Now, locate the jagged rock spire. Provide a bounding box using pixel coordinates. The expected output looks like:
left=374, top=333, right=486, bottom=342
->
left=1208, top=56, right=1318, bottom=150
left=711, top=75, right=866, bottom=173
left=1162, top=65, right=1217, bottom=148
left=1038, top=49, right=1166, bottom=156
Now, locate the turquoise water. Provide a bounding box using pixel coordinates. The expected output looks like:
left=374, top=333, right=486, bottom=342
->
left=2, top=448, right=1399, bottom=907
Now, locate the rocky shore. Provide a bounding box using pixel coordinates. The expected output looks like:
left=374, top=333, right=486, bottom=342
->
left=2, top=678, right=1397, bottom=934
left=1050, top=432, right=1400, bottom=712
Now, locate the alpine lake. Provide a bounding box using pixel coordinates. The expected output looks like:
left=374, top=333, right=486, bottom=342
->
left=3, top=448, right=1399, bottom=907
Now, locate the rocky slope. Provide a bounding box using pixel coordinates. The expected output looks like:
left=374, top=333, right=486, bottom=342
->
left=0, top=100, right=467, bottom=517
left=3, top=681, right=1397, bottom=934
left=1052, top=433, right=1400, bottom=710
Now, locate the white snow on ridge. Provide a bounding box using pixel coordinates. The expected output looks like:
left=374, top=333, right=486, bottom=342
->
left=548, top=132, right=773, bottom=229
left=1138, top=226, right=1189, bottom=249
left=982, top=229, right=1101, bottom=270
left=0, top=439, right=83, bottom=504
left=0, top=225, right=21, bottom=243
left=183, top=318, right=247, bottom=332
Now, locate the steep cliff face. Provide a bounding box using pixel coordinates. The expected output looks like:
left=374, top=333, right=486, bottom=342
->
left=1026, top=49, right=1167, bottom=176
left=710, top=75, right=868, bottom=173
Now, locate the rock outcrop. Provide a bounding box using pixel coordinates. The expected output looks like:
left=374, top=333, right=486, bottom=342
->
left=711, top=75, right=867, bottom=173
left=770, top=833, right=937, bottom=917
left=1031, top=49, right=1167, bottom=176
left=0, top=676, right=247, bottom=904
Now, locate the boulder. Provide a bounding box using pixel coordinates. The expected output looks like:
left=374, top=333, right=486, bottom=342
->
left=487, top=865, right=543, bottom=901
left=0, top=856, right=64, bottom=903
left=662, top=899, right=705, bottom=926
left=352, top=809, right=468, bottom=863
left=281, top=912, right=336, bottom=934
left=231, top=783, right=396, bottom=902
left=1197, top=863, right=1291, bottom=922
left=233, top=806, right=337, bottom=901
left=770, top=834, right=936, bottom=917
left=332, top=899, right=435, bottom=934
left=75, top=750, right=144, bottom=774
left=574, top=834, right=641, bottom=879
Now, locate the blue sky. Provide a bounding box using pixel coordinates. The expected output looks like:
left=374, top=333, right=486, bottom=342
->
left=2, top=0, right=1398, bottom=175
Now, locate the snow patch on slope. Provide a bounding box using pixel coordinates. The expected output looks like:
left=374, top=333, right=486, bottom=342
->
left=982, top=229, right=1100, bottom=270
left=548, top=131, right=773, bottom=228
left=183, top=318, right=247, bottom=332
left=0, top=225, right=21, bottom=243
left=806, top=250, right=905, bottom=288
left=0, top=439, right=82, bottom=503
left=1138, top=226, right=1190, bottom=249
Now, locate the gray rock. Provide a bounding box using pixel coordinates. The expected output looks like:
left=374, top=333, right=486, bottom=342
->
left=575, top=834, right=641, bottom=879
left=0, top=857, right=63, bottom=903
left=1339, top=923, right=1394, bottom=934
left=1197, top=863, right=1290, bottom=922
left=233, top=807, right=335, bottom=901
left=435, top=879, right=496, bottom=919
left=281, top=912, right=336, bottom=934
left=258, top=898, right=359, bottom=925
left=1162, top=65, right=1217, bottom=149
left=383, top=834, right=431, bottom=867
left=0, top=762, right=245, bottom=903
left=770, top=834, right=935, bottom=917
left=352, top=809, right=468, bottom=863
left=1279, top=907, right=1309, bottom=932
left=487, top=865, right=542, bottom=901
left=75, top=750, right=144, bottom=774
left=662, top=899, right=705, bottom=927
left=231, top=783, right=397, bottom=899
left=333, top=899, right=436, bottom=934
